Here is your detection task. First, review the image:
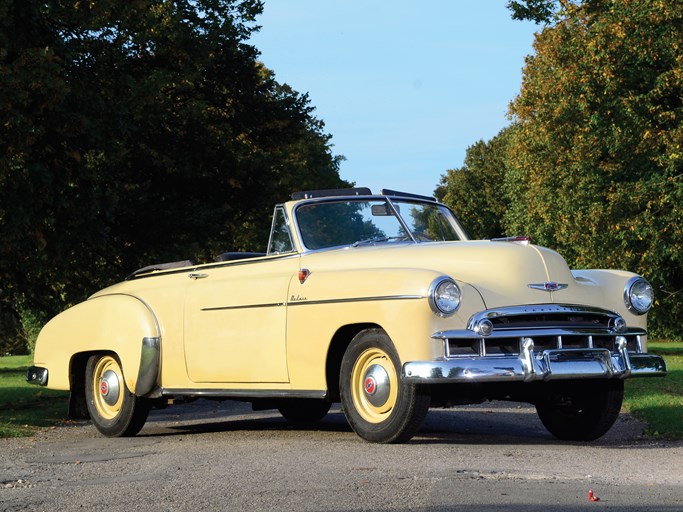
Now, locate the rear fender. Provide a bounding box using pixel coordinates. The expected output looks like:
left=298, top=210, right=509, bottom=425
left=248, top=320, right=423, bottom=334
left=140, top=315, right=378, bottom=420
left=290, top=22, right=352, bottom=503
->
left=33, top=294, right=161, bottom=395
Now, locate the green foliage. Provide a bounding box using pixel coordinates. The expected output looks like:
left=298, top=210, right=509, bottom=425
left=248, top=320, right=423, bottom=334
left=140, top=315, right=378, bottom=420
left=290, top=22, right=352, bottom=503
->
left=441, top=0, right=683, bottom=338
left=623, top=342, right=683, bottom=439
left=436, top=129, right=513, bottom=239
left=506, top=0, right=558, bottom=24
left=16, top=304, right=48, bottom=354
left=0, top=314, right=25, bottom=356
left=0, top=0, right=346, bottom=341
left=0, top=355, right=69, bottom=437
left=506, top=0, right=683, bottom=338
left=0, top=306, right=46, bottom=356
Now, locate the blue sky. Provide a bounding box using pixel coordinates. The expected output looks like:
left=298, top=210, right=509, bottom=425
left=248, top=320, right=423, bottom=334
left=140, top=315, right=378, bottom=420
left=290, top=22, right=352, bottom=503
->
left=250, top=2, right=538, bottom=198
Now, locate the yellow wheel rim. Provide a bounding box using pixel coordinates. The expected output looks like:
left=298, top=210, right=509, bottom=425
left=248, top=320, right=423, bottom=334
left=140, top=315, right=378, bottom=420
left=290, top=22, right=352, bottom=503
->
left=91, top=355, right=125, bottom=420
left=350, top=347, right=398, bottom=423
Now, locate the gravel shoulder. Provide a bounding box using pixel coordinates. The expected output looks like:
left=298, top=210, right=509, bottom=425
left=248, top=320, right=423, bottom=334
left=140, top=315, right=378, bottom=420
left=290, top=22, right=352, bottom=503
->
left=1, top=401, right=682, bottom=511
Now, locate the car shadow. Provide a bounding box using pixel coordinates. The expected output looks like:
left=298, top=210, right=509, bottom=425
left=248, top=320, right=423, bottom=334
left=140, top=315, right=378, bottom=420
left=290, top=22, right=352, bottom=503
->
left=136, top=399, right=654, bottom=447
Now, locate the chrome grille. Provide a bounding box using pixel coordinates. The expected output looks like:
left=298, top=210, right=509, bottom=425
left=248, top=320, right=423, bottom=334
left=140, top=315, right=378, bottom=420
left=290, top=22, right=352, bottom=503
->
left=445, top=334, right=641, bottom=358
left=434, top=304, right=645, bottom=359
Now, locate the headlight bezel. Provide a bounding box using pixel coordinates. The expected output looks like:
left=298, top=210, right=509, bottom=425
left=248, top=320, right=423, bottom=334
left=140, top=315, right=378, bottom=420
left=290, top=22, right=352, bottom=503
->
left=624, top=276, right=654, bottom=315
left=429, top=276, right=462, bottom=317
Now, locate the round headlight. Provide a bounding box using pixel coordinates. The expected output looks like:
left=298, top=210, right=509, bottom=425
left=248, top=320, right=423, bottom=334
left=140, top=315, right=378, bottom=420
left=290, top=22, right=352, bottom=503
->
left=624, top=277, right=654, bottom=315
left=429, top=277, right=461, bottom=317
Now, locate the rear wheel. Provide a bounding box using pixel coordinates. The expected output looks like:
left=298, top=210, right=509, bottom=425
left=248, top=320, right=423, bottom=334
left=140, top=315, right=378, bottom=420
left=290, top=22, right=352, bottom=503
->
left=536, top=380, right=624, bottom=441
left=85, top=354, right=150, bottom=437
left=340, top=329, right=429, bottom=443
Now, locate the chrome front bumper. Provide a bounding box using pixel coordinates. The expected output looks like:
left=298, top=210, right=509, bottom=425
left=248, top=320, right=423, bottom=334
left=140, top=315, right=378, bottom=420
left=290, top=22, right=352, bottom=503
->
left=403, top=339, right=667, bottom=384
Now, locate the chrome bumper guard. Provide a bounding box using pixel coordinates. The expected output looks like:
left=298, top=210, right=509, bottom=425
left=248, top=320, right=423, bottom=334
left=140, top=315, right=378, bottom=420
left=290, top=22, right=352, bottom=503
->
left=26, top=366, right=49, bottom=386
left=403, top=337, right=667, bottom=384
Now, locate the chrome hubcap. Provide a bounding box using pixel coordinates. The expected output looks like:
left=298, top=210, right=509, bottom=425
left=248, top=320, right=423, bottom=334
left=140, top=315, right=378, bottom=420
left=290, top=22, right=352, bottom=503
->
left=99, top=369, right=120, bottom=406
left=363, top=364, right=390, bottom=407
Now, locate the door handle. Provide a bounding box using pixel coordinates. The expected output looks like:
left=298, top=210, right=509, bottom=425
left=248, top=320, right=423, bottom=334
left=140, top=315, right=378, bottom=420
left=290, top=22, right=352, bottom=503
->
left=188, top=273, right=208, bottom=280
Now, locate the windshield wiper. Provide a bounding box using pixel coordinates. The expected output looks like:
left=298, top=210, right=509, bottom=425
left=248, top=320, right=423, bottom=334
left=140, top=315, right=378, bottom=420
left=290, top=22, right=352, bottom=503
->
left=352, top=236, right=407, bottom=247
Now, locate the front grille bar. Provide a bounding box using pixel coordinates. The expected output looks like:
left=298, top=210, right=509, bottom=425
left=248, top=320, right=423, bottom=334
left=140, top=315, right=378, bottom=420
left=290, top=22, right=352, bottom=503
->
left=435, top=329, right=645, bottom=359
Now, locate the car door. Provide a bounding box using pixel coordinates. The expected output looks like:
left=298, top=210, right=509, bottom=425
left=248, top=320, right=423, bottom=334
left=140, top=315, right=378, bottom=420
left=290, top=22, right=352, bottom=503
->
left=183, top=255, right=299, bottom=383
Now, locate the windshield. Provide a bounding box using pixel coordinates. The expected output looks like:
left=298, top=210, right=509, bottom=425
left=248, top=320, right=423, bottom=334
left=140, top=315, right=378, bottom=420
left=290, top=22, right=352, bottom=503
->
left=294, top=198, right=464, bottom=251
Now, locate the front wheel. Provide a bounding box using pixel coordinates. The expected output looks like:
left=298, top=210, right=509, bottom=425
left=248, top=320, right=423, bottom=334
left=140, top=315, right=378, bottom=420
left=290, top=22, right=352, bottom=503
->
left=535, top=379, right=624, bottom=441
left=340, top=329, right=430, bottom=443
left=85, top=354, right=150, bottom=437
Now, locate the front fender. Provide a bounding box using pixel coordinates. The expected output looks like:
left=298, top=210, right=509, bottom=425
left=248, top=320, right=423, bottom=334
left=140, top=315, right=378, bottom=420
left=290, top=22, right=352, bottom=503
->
left=33, top=293, right=161, bottom=395
left=569, top=270, right=648, bottom=331
left=285, top=267, right=487, bottom=390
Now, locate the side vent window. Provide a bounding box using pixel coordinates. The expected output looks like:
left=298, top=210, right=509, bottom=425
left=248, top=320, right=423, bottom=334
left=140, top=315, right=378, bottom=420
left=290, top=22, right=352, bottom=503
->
left=267, top=206, right=294, bottom=255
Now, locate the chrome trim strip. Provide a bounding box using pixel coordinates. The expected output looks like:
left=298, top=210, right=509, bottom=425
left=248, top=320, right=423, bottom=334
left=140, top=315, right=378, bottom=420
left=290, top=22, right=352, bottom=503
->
left=201, top=295, right=422, bottom=311
left=466, top=304, right=623, bottom=330
left=402, top=351, right=667, bottom=384
left=127, top=253, right=299, bottom=281
left=202, top=302, right=285, bottom=312
left=433, top=326, right=647, bottom=340
left=26, top=366, right=48, bottom=386
left=135, top=336, right=160, bottom=396
left=286, top=295, right=423, bottom=307
left=161, top=389, right=327, bottom=399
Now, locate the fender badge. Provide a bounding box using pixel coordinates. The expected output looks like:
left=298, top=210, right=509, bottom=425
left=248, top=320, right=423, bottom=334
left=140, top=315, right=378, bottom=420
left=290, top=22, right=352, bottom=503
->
left=298, top=268, right=311, bottom=284
left=528, top=282, right=568, bottom=292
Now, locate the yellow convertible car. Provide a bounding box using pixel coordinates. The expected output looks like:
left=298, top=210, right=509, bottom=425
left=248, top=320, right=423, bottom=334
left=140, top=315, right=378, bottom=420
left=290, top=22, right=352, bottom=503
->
left=28, top=188, right=667, bottom=443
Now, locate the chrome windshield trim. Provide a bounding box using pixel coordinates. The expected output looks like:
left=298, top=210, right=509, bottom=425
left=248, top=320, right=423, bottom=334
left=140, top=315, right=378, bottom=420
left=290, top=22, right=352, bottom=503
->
left=291, top=194, right=470, bottom=253
left=385, top=196, right=417, bottom=243
left=292, top=196, right=395, bottom=253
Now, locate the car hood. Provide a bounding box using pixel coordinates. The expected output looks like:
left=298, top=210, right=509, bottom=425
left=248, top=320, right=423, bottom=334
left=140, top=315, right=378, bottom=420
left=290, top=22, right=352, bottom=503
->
left=311, top=240, right=605, bottom=310
left=423, top=241, right=581, bottom=309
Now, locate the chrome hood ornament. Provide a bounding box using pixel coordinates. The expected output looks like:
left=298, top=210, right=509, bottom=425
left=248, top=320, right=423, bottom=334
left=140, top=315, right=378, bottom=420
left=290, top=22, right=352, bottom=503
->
left=528, top=282, right=569, bottom=292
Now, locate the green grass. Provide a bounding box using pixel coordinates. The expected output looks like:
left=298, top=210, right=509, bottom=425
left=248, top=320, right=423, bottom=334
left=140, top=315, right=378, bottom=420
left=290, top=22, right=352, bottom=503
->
left=623, top=341, right=683, bottom=439
left=0, top=355, right=69, bottom=437
left=1, top=343, right=681, bottom=439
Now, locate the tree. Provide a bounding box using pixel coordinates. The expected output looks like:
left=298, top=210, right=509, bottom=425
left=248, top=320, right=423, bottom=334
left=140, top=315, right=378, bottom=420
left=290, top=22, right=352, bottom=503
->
left=0, top=0, right=346, bottom=352
left=504, top=0, right=683, bottom=337
left=436, top=128, right=513, bottom=240
left=506, top=0, right=559, bottom=24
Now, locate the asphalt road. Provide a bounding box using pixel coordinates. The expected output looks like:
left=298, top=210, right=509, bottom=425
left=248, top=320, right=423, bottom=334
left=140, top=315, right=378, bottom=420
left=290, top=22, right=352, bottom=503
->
left=1, top=400, right=682, bottom=511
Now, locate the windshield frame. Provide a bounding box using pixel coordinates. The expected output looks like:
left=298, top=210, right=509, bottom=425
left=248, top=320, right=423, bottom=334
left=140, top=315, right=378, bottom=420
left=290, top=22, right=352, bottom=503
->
left=290, top=195, right=470, bottom=253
